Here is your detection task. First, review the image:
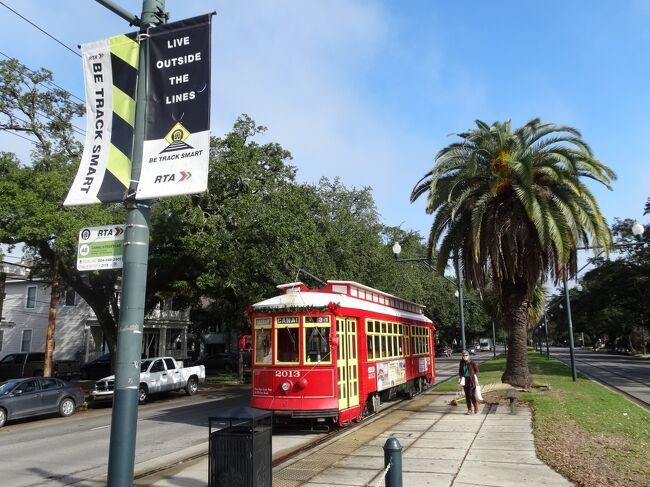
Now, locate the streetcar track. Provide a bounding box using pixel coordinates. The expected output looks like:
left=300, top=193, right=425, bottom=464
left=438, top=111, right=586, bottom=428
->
left=554, top=353, right=650, bottom=410
left=573, top=356, right=650, bottom=388
left=271, top=392, right=409, bottom=467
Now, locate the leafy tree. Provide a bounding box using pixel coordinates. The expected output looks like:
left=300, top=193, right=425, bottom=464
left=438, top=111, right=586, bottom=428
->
left=0, top=59, right=125, bottom=356
left=560, top=219, right=650, bottom=353
left=411, top=119, right=615, bottom=386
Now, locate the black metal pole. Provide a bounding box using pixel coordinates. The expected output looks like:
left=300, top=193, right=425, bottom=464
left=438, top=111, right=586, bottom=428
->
left=455, top=256, right=466, bottom=351
left=94, top=1, right=166, bottom=486
left=491, top=320, right=496, bottom=360
left=543, top=311, right=550, bottom=359
left=563, top=277, right=577, bottom=382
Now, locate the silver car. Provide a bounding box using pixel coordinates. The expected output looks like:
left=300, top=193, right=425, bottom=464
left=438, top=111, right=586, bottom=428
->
left=0, top=377, right=86, bottom=427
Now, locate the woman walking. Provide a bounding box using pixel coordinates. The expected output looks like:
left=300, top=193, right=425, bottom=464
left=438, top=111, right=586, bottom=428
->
left=458, top=350, right=479, bottom=414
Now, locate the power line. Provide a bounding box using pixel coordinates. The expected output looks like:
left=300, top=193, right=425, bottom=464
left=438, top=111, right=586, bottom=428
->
left=7, top=112, right=86, bottom=138
left=0, top=50, right=85, bottom=103
left=2, top=129, right=39, bottom=145
left=0, top=1, right=80, bottom=58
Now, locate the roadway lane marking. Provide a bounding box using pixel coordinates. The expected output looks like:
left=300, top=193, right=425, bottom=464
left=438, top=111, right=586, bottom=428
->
left=90, top=425, right=110, bottom=431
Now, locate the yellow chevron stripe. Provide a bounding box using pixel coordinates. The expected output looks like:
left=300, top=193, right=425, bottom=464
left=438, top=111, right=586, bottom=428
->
left=106, top=144, right=131, bottom=188
left=112, top=86, right=136, bottom=126
left=109, top=34, right=139, bottom=69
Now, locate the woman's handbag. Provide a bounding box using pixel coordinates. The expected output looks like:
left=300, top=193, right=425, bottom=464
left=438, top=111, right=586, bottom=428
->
left=458, top=377, right=466, bottom=386
left=475, top=378, right=484, bottom=401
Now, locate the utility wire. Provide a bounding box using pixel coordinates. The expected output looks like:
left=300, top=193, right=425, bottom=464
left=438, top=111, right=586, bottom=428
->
left=0, top=50, right=85, bottom=103
left=7, top=112, right=86, bottom=138
left=0, top=1, right=80, bottom=58
left=2, top=129, right=39, bottom=145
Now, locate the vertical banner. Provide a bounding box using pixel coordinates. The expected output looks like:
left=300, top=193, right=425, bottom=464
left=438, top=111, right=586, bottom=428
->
left=64, top=34, right=139, bottom=206
left=136, top=14, right=212, bottom=200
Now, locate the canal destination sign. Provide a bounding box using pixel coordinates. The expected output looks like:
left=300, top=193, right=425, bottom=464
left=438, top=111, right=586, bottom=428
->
left=77, top=225, right=125, bottom=271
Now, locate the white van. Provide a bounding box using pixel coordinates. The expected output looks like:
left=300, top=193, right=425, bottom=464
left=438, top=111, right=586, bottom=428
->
left=479, top=338, right=492, bottom=351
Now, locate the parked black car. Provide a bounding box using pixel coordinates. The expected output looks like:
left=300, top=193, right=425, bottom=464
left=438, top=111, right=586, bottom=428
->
left=193, top=351, right=251, bottom=373
left=80, top=354, right=113, bottom=380
left=0, top=353, right=80, bottom=380
left=0, top=377, right=86, bottom=427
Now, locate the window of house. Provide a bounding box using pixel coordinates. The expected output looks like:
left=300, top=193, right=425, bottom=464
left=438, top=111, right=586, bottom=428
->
left=65, top=287, right=76, bottom=306
left=21, top=330, right=32, bottom=352
left=26, top=286, right=37, bottom=309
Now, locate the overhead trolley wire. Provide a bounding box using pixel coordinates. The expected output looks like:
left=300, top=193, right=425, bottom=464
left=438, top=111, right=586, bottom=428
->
left=0, top=1, right=80, bottom=58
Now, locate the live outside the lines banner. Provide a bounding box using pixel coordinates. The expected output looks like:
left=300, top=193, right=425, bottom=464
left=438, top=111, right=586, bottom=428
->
left=64, top=33, right=138, bottom=206
left=136, top=14, right=212, bottom=200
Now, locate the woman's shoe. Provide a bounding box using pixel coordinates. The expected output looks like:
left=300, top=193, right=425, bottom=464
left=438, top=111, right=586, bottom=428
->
left=465, top=410, right=472, bottom=415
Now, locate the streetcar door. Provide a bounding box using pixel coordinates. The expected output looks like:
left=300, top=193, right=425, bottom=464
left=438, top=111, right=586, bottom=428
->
left=336, top=317, right=359, bottom=410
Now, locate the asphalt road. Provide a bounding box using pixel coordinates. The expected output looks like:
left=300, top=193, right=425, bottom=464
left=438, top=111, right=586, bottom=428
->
left=0, top=349, right=499, bottom=487
left=0, top=385, right=249, bottom=487
left=548, top=347, right=650, bottom=408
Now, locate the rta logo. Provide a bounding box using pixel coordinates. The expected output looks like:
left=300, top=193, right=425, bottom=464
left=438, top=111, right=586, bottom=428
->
left=154, top=173, right=176, bottom=183
left=81, top=229, right=91, bottom=240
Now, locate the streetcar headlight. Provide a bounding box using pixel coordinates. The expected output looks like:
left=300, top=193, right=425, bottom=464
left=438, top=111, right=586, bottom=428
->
left=281, top=381, right=291, bottom=392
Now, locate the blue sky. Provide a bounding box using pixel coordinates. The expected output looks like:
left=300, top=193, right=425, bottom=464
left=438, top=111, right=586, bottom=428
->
left=1, top=0, right=648, bottom=249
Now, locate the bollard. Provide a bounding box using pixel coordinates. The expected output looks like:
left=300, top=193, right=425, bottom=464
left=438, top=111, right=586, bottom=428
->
left=383, top=437, right=402, bottom=487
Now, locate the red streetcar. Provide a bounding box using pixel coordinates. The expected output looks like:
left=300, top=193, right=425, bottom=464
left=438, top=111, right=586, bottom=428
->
left=249, top=281, right=436, bottom=426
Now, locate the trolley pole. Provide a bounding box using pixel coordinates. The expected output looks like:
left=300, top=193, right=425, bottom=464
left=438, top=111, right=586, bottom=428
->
left=93, top=1, right=167, bottom=486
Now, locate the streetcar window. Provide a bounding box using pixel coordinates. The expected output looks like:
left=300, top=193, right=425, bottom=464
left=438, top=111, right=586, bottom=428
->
left=367, top=336, right=374, bottom=359
left=374, top=336, right=381, bottom=358
left=305, top=326, right=331, bottom=363
left=255, top=328, right=272, bottom=364
left=276, top=327, right=300, bottom=363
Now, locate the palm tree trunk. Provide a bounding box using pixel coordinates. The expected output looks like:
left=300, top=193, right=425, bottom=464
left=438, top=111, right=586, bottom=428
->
left=500, top=279, right=533, bottom=387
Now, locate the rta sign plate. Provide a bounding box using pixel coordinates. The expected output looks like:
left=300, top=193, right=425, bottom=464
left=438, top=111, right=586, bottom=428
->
left=77, top=225, right=125, bottom=271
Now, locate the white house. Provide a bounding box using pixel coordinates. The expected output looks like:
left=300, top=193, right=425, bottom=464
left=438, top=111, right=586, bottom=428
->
left=0, top=277, right=192, bottom=363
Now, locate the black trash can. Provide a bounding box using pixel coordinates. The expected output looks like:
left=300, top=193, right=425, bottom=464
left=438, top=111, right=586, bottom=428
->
left=208, top=406, right=272, bottom=487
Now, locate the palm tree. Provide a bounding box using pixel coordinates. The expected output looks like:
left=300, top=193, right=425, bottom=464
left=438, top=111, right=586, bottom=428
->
left=412, top=119, right=615, bottom=387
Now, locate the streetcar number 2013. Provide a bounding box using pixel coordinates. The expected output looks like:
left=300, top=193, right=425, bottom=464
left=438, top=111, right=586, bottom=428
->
left=275, top=370, right=300, bottom=378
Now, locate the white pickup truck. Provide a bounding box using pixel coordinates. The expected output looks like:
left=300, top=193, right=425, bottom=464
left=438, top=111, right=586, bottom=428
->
left=90, top=356, right=205, bottom=404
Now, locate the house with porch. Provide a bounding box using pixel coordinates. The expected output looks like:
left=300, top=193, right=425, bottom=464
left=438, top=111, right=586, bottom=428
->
left=0, top=271, right=192, bottom=364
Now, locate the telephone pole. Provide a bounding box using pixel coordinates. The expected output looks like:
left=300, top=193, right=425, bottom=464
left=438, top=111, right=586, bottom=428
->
left=93, top=1, right=167, bottom=485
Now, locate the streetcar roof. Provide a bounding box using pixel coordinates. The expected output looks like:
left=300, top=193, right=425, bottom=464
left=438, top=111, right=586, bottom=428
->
left=252, top=290, right=433, bottom=324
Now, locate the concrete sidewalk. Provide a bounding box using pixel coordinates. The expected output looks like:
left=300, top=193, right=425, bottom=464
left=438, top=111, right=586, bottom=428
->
left=139, top=392, right=572, bottom=487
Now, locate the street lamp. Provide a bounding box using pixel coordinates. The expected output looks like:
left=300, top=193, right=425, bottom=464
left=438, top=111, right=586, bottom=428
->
left=632, top=221, right=645, bottom=241
left=392, top=242, right=466, bottom=351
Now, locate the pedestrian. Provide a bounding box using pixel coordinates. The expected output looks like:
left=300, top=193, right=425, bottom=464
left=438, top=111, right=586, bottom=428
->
left=458, top=350, right=479, bottom=414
